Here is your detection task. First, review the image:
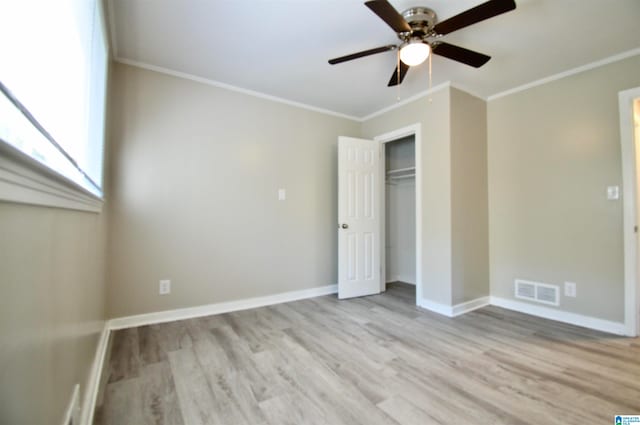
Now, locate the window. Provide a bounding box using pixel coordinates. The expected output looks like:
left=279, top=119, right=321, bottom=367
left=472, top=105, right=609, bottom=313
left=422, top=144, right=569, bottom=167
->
left=0, top=0, right=109, bottom=209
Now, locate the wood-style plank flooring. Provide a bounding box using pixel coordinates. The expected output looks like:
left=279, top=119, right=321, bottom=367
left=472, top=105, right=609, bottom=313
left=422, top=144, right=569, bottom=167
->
left=94, top=283, right=640, bottom=425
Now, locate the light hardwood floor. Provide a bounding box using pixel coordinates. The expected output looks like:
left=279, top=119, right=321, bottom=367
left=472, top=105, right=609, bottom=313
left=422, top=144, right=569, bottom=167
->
left=94, top=283, right=640, bottom=425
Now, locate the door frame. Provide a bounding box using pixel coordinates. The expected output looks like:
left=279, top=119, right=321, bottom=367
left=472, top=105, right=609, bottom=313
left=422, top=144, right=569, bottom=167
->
left=374, top=124, right=422, bottom=304
left=619, top=86, right=640, bottom=337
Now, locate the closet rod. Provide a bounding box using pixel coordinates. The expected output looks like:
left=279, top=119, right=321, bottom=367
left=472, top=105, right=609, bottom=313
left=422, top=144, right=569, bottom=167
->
left=386, top=166, right=415, bottom=175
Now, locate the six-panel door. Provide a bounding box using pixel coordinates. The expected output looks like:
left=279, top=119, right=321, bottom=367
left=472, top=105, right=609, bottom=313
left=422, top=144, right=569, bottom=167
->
left=338, top=136, right=381, bottom=299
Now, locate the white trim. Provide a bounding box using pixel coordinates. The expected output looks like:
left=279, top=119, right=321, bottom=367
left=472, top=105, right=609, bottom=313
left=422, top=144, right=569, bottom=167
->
left=386, top=277, right=416, bottom=285
left=374, top=124, right=423, bottom=146
left=488, top=48, right=640, bottom=101
left=362, top=82, right=451, bottom=122
left=451, top=296, right=491, bottom=317
left=449, top=82, right=486, bottom=101
left=417, top=296, right=490, bottom=317
left=417, top=298, right=454, bottom=316
left=80, top=321, right=111, bottom=425
left=490, top=296, right=627, bottom=336
left=110, top=47, right=640, bottom=123
left=395, top=276, right=416, bottom=285
left=109, top=284, right=338, bottom=330
left=0, top=146, right=103, bottom=212
left=374, top=124, right=422, bottom=305
left=106, top=0, right=118, bottom=58
left=114, top=58, right=360, bottom=122
left=80, top=284, right=338, bottom=423
left=61, top=383, right=80, bottom=425
left=115, top=58, right=457, bottom=123
left=361, top=82, right=485, bottom=122
left=416, top=295, right=627, bottom=334
left=79, top=284, right=628, bottom=425
left=619, top=86, right=640, bottom=337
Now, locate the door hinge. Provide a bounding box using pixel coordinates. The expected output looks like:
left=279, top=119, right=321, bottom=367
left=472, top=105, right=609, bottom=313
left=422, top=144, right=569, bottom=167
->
left=635, top=225, right=638, bottom=233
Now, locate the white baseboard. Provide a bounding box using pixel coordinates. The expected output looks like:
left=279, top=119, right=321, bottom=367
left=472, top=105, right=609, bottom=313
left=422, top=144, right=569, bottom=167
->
left=79, top=286, right=627, bottom=425
left=386, top=276, right=416, bottom=285
left=109, top=284, right=338, bottom=330
left=452, top=296, right=491, bottom=316
left=417, top=296, right=490, bottom=318
left=417, top=298, right=453, bottom=316
left=80, top=321, right=111, bottom=425
left=80, top=284, right=339, bottom=423
left=418, top=295, right=626, bottom=335
left=490, top=296, right=627, bottom=335
left=395, top=275, right=416, bottom=285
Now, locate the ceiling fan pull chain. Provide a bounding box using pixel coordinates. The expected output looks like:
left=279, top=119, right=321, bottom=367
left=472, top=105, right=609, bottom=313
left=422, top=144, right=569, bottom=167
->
left=396, top=49, right=401, bottom=101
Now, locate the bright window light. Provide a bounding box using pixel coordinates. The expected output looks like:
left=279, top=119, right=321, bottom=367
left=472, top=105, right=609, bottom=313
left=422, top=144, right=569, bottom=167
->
left=0, top=0, right=108, bottom=197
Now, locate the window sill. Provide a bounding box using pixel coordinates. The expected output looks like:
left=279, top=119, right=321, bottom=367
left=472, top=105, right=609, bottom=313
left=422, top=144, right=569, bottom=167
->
left=0, top=143, right=103, bottom=213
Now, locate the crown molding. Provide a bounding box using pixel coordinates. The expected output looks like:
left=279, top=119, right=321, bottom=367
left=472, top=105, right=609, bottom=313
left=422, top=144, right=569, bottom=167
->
left=360, top=81, right=452, bottom=122
left=105, top=0, right=118, bottom=58
left=113, top=46, right=640, bottom=122
left=114, top=58, right=361, bottom=122
left=487, top=47, right=640, bottom=101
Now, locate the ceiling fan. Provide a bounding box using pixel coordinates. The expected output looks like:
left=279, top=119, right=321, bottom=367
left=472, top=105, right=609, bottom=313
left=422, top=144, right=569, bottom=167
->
left=328, top=0, right=516, bottom=86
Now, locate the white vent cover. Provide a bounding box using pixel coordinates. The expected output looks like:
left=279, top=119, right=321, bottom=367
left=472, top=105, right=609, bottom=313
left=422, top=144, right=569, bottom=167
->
left=515, top=279, right=559, bottom=306
left=515, top=280, right=536, bottom=300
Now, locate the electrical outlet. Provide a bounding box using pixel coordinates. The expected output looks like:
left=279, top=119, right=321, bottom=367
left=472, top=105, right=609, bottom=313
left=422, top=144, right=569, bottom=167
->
left=159, top=279, right=171, bottom=295
left=564, top=281, right=576, bottom=298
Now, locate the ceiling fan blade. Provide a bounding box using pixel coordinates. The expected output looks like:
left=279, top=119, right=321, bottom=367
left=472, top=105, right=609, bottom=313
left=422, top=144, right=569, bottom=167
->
left=328, top=44, right=397, bottom=65
left=387, top=61, right=410, bottom=87
left=433, top=0, right=516, bottom=35
left=432, top=42, right=491, bottom=68
left=365, top=0, right=411, bottom=33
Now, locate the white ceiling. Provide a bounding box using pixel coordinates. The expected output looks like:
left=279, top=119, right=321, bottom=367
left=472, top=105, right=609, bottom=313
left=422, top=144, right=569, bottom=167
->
left=107, top=0, right=640, bottom=119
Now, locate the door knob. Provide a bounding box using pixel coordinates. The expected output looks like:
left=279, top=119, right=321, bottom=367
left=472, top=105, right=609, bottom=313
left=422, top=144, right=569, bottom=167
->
left=341, top=223, right=349, bottom=229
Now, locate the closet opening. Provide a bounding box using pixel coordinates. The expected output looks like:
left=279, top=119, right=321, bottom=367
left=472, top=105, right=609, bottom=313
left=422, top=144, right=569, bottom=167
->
left=382, top=134, right=416, bottom=301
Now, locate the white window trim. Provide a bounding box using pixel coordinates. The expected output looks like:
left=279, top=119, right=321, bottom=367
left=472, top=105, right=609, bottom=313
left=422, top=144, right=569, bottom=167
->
left=0, top=143, right=103, bottom=213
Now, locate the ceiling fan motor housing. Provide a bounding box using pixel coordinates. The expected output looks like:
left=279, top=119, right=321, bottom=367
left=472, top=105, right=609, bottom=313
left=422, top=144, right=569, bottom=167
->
left=400, top=7, right=437, bottom=40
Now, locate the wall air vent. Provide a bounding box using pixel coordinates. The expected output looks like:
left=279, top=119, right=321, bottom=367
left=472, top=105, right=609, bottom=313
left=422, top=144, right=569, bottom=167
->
left=515, top=279, right=559, bottom=306
left=515, top=279, right=536, bottom=300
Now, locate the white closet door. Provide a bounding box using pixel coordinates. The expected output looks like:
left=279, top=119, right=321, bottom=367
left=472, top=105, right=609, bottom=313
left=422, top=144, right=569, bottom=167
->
left=337, top=136, right=381, bottom=299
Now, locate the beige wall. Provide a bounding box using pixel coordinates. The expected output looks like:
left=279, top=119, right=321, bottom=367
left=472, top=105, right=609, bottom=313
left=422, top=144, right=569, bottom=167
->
left=0, top=203, right=106, bottom=424
left=107, top=54, right=640, bottom=324
left=450, top=88, right=489, bottom=304
left=107, top=63, right=360, bottom=317
left=488, top=55, right=640, bottom=322
left=362, top=89, right=453, bottom=305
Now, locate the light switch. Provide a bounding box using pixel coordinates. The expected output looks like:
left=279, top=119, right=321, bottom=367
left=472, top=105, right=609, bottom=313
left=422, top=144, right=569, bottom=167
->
left=278, top=188, right=286, bottom=201
left=607, top=186, right=620, bottom=200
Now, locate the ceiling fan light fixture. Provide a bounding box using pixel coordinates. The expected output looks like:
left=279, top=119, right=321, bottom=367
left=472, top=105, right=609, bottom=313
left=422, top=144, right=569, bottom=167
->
left=399, top=40, right=430, bottom=66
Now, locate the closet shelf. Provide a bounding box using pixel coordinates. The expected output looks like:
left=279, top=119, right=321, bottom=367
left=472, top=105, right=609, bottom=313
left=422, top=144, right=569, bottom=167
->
left=386, top=166, right=415, bottom=176
left=388, top=174, right=415, bottom=179
left=386, top=166, right=415, bottom=183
